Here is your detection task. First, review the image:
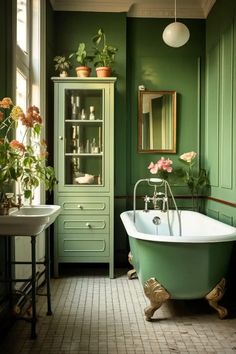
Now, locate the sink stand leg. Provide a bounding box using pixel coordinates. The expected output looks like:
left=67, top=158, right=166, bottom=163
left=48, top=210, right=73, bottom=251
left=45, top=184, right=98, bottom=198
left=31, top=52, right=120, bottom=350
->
left=31, top=236, right=37, bottom=339
left=45, top=228, right=52, bottom=315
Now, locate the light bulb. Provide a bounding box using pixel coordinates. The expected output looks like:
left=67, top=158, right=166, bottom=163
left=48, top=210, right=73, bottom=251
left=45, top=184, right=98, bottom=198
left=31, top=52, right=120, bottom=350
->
left=162, top=22, right=190, bottom=48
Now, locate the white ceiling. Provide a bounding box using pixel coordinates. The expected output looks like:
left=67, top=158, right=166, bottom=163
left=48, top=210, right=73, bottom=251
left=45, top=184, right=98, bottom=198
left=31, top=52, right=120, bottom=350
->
left=50, top=0, right=216, bottom=19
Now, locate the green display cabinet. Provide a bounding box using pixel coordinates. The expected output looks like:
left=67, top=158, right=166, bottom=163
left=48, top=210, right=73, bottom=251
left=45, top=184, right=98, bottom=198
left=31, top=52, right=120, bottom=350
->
left=52, top=77, right=116, bottom=278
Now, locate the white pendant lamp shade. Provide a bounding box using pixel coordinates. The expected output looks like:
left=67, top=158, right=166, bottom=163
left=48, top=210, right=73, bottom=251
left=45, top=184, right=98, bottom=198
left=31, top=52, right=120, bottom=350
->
left=162, top=0, right=190, bottom=48
left=163, top=22, right=190, bottom=48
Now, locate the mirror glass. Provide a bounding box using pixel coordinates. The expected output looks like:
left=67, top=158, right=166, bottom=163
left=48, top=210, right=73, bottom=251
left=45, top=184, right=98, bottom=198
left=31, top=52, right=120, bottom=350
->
left=138, top=90, right=176, bottom=153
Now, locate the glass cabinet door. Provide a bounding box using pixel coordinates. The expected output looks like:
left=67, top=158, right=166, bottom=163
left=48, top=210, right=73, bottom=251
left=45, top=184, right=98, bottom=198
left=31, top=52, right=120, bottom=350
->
left=57, top=85, right=109, bottom=191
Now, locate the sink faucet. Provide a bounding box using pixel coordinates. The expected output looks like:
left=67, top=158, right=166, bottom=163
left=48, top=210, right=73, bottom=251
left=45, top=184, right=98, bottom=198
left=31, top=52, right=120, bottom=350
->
left=4, top=193, right=23, bottom=211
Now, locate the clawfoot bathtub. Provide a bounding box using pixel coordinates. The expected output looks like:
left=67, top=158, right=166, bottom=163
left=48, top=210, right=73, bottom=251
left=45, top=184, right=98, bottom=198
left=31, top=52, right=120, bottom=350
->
left=121, top=210, right=236, bottom=320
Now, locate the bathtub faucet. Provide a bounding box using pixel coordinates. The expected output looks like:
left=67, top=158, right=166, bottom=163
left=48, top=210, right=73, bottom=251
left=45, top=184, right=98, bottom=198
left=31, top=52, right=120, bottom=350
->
left=143, top=193, right=167, bottom=212
left=152, top=192, right=167, bottom=211
left=133, top=177, right=182, bottom=236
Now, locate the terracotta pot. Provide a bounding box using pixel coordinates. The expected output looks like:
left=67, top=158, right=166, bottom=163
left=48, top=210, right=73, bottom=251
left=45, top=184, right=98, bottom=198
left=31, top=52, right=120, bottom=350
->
left=96, top=67, right=112, bottom=77
left=76, top=66, right=91, bottom=77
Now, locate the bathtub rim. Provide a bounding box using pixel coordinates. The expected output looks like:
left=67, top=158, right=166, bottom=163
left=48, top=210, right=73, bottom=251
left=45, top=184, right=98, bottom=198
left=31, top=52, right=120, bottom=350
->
left=120, top=210, right=236, bottom=243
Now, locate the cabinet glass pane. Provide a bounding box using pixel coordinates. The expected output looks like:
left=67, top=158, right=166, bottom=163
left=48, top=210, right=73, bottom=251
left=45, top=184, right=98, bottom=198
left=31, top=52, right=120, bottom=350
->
left=64, top=89, right=103, bottom=186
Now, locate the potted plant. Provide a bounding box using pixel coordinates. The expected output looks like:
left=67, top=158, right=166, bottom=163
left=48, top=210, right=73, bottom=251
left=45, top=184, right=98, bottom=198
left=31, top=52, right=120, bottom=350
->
left=53, top=55, right=71, bottom=77
left=0, top=97, right=57, bottom=209
left=92, top=28, right=118, bottom=77
left=69, top=42, right=94, bottom=77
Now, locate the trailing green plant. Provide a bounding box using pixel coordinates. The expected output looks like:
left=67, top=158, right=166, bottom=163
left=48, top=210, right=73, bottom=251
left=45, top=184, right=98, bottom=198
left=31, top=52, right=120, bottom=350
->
left=53, top=55, right=71, bottom=74
left=69, top=42, right=94, bottom=67
left=92, top=28, right=118, bottom=68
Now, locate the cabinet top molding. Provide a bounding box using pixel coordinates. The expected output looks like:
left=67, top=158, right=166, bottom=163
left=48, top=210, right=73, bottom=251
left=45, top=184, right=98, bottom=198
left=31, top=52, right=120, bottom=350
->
left=51, top=77, right=117, bottom=83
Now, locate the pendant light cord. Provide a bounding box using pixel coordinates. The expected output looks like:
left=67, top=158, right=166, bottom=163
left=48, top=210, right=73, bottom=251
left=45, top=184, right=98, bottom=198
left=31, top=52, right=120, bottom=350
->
left=175, top=0, right=177, bottom=22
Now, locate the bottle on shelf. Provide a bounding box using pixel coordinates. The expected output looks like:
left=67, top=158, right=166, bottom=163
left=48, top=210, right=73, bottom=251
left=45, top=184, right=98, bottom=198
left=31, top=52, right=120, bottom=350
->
left=71, top=103, right=77, bottom=120
left=75, top=96, right=80, bottom=119
left=71, top=95, right=80, bottom=120
left=91, top=138, right=99, bottom=154
left=81, top=108, right=86, bottom=120
left=89, top=106, right=95, bottom=120
left=71, top=139, right=77, bottom=154
left=85, top=139, right=90, bottom=153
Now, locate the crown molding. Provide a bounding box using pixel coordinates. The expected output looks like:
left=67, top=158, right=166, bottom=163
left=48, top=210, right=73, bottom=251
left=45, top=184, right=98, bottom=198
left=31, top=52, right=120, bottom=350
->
left=49, top=0, right=132, bottom=12
left=201, top=0, right=216, bottom=18
left=50, top=0, right=216, bottom=19
left=127, top=4, right=205, bottom=19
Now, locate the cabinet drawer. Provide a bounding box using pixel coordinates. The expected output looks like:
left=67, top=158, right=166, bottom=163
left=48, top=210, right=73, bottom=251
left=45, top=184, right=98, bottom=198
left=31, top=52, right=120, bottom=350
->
left=58, top=233, right=110, bottom=257
left=58, top=196, right=109, bottom=214
left=57, top=215, right=109, bottom=233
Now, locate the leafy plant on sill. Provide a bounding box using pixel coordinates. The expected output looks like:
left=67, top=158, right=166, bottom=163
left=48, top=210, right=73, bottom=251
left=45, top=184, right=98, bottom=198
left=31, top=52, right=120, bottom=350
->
left=0, top=97, right=57, bottom=203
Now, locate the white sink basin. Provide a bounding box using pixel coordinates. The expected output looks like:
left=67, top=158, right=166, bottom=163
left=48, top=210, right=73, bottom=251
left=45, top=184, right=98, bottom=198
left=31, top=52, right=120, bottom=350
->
left=0, top=205, right=61, bottom=236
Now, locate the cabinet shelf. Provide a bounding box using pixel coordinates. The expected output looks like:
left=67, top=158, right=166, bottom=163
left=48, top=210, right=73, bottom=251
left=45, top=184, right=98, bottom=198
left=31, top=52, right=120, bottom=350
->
left=65, top=153, right=103, bottom=157
left=65, top=119, right=103, bottom=124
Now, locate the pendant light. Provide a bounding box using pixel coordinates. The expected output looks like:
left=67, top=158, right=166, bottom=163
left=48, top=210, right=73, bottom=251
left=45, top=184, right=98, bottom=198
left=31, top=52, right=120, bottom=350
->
left=162, top=0, right=190, bottom=48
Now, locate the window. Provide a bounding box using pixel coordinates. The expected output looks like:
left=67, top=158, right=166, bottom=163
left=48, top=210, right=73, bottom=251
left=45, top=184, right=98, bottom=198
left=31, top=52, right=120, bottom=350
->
left=14, top=0, right=47, bottom=283
left=17, top=0, right=28, bottom=53
left=15, top=0, right=46, bottom=204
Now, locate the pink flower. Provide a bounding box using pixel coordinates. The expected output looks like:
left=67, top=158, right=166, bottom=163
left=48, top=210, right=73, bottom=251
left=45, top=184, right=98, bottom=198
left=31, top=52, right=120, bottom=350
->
left=157, top=157, right=173, bottom=172
left=179, top=151, right=197, bottom=163
left=148, top=161, right=158, bottom=174
left=148, top=157, right=173, bottom=175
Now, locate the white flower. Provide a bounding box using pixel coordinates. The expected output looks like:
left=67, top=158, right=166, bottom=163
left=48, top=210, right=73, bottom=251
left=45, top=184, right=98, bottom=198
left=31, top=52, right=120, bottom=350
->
left=179, top=151, right=197, bottom=163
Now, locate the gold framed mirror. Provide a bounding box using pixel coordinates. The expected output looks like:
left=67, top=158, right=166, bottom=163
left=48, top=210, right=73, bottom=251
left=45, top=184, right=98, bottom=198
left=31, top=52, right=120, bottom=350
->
left=138, top=90, right=176, bottom=153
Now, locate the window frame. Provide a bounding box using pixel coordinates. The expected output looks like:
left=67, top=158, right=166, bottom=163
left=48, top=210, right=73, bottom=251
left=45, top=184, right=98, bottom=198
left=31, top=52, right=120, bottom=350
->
left=14, top=0, right=47, bottom=204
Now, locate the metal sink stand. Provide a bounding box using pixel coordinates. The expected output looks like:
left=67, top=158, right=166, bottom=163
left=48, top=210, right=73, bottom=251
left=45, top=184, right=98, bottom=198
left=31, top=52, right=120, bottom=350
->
left=2, top=227, right=52, bottom=339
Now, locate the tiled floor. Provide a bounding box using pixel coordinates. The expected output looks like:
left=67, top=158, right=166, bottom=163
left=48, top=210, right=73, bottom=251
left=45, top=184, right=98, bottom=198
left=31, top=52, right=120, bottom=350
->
left=0, top=266, right=236, bottom=354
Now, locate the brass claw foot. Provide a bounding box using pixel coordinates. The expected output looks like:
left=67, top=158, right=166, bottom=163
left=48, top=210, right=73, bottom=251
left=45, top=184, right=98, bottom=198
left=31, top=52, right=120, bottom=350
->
left=143, top=278, right=170, bottom=321
left=127, top=251, right=137, bottom=279
left=205, top=278, right=228, bottom=319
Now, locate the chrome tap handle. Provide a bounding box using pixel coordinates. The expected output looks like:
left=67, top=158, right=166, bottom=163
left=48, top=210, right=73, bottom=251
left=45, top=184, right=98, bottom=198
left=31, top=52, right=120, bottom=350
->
left=143, top=195, right=150, bottom=212
left=162, top=197, right=168, bottom=212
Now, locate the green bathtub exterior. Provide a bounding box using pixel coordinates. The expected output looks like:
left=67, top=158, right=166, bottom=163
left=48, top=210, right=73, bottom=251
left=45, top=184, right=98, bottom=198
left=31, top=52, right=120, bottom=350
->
left=129, top=236, right=234, bottom=299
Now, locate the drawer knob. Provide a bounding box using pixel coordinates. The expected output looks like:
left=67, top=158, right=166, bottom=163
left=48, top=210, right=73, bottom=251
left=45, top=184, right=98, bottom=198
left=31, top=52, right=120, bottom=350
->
left=78, top=205, right=83, bottom=209
left=59, top=136, right=63, bottom=140
left=86, top=222, right=91, bottom=228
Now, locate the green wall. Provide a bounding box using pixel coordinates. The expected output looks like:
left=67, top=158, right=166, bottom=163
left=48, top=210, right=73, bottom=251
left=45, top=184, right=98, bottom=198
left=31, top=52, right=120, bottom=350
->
left=126, top=18, right=205, bottom=196
left=205, top=0, right=236, bottom=291
left=205, top=0, right=236, bottom=226
left=51, top=11, right=128, bottom=264
left=50, top=11, right=205, bottom=264
left=52, top=11, right=127, bottom=193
